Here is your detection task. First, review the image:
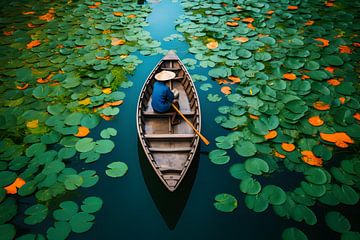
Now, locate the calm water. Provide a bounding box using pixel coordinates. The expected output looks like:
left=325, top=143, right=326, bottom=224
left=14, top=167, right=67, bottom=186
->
left=65, top=1, right=356, bottom=239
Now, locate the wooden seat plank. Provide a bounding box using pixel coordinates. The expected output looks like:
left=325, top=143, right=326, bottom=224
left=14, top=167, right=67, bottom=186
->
left=145, top=133, right=194, bottom=139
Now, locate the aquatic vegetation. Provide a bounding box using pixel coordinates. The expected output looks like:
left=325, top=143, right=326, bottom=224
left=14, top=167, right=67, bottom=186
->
left=177, top=0, right=360, bottom=237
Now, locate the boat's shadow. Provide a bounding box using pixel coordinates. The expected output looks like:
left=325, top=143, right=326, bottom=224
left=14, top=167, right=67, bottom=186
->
left=138, top=141, right=199, bottom=230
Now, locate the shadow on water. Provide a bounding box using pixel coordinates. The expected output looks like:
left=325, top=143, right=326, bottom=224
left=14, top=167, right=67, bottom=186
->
left=137, top=140, right=199, bottom=230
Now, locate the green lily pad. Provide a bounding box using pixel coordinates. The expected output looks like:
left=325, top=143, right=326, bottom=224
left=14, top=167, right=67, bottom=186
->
left=240, top=178, right=261, bottom=195
left=261, top=185, right=287, bottom=205
left=300, top=181, right=326, bottom=198
left=100, top=128, right=117, bottom=139
left=213, top=193, right=238, bottom=213
left=207, top=93, right=222, bottom=102
left=0, top=198, right=17, bottom=224
left=209, top=149, right=230, bottom=165
left=234, top=140, right=257, bottom=157
left=0, top=171, right=16, bottom=187
left=325, top=211, right=351, bottom=233
left=69, top=212, right=95, bottom=233
left=94, top=139, right=115, bottom=154
left=105, top=162, right=128, bottom=178
left=200, top=83, right=213, bottom=91
left=0, top=224, right=16, bottom=240
left=64, top=174, right=83, bottom=190
left=229, top=163, right=251, bottom=180
left=282, top=228, right=308, bottom=240
left=47, top=221, right=71, bottom=240
left=341, top=231, right=360, bottom=240
left=304, top=168, right=327, bottom=184
left=79, top=170, right=99, bottom=188
left=24, top=204, right=48, bottom=225
left=80, top=196, right=103, bottom=213
left=75, top=138, right=96, bottom=153
left=333, top=184, right=359, bottom=205
left=244, top=158, right=269, bottom=175
left=53, top=201, right=78, bottom=221
left=244, top=194, right=269, bottom=213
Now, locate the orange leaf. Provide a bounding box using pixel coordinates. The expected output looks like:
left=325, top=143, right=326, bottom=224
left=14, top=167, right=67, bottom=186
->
left=100, top=114, right=113, bottom=121
left=232, top=17, right=241, bottom=21
left=249, top=114, right=259, bottom=120
left=320, top=132, right=354, bottom=148
left=339, top=45, right=352, bottom=54
left=226, top=22, right=239, bottom=27
left=283, top=73, right=297, bottom=80
left=4, top=177, right=26, bottom=194
left=206, top=41, right=219, bottom=50
left=301, top=151, right=323, bottom=166
left=315, top=38, right=329, bottom=47
left=102, top=88, right=112, bottom=94
left=324, top=66, right=335, bottom=73
left=353, top=112, right=360, bottom=121
left=242, top=18, right=254, bottom=23
left=221, top=86, right=231, bottom=95
left=264, top=130, right=277, bottom=140
left=127, top=14, right=137, bottom=19
left=313, top=101, right=330, bottom=111
left=22, top=11, right=36, bottom=15
left=301, top=75, right=310, bottom=80
left=339, top=97, right=345, bottom=104
left=267, top=10, right=274, bottom=14
left=233, top=37, right=249, bottom=43
left=27, top=120, right=39, bottom=129
left=38, top=8, right=55, bottom=22
left=3, top=31, right=14, bottom=36
left=113, top=12, right=124, bottom=16
left=288, top=5, right=298, bottom=10
left=308, top=116, right=324, bottom=126
left=327, top=79, right=341, bottom=86
left=79, top=98, right=91, bottom=106
left=247, top=23, right=255, bottom=30
left=109, top=100, right=123, bottom=106
left=111, top=38, right=125, bottom=46
left=102, top=30, right=112, bottom=34
left=228, top=76, right=241, bottom=83
left=26, top=40, right=41, bottom=49
left=16, top=83, right=29, bottom=90
left=274, top=151, right=286, bottom=159
left=305, top=20, right=314, bottom=26
left=216, top=78, right=228, bottom=84
left=74, top=126, right=90, bottom=137
left=353, top=42, right=360, bottom=47
left=324, top=1, right=334, bottom=7
left=281, top=143, right=295, bottom=152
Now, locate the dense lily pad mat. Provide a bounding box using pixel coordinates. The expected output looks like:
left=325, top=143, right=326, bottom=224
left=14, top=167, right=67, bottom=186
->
left=176, top=0, right=360, bottom=237
left=0, top=0, right=161, bottom=238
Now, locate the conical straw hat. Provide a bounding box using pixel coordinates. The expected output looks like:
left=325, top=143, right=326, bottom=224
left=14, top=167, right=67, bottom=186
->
left=154, top=70, right=176, bottom=81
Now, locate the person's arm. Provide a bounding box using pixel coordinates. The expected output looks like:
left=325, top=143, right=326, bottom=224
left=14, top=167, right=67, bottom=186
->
left=165, top=86, right=174, bottom=103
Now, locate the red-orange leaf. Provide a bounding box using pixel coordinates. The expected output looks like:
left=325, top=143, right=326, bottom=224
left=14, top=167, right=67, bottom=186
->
left=226, top=21, right=239, bottom=27
left=274, top=151, right=286, bottom=159
left=308, top=116, right=324, bottom=126
left=100, top=114, right=113, bottom=121
left=320, top=132, right=354, bottom=148
left=16, top=83, right=29, bottom=90
left=111, top=38, right=125, bottom=46
left=4, top=177, right=26, bottom=194
left=305, top=20, right=314, bottom=26
left=233, top=37, right=249, bottom=43
left=315, top=38, right=329, bottom=47
left=26, top=40, right=41, bottom=49
left=288, top=5, right=298, bottom=10
left=22, top=11, right=36, bottom=15
left=264, top=130, right=277, bottom=140
left=339, top=97, right=345, bottom=104
left=113, top=12, right=124, bottom=16
left=232, top=17, right=241, bottom=21
left=324, top=66, right=335, bottom=73
left=221, top=86, right=231, bottom=95
left=339, top=45, right=352, bottom=54
left=327, top=79, right=341, bottom=86
left=301, top=151, right=323, bottom=166
left=206, top=41, right=219, bottom=49
left=247, top=23, right=255, bottom=29
left=127, top=14, right=137, bottom=19
left=283, top=73, right=297, bottom=80
left=281, top=143, right=295, bottom=152
left=242, top=18, right=254, bottom=23
left=228, top=76, right=241, bottom=83
left=324, top=1, right=334, bottom=7
left=353, top=112, right=360, bottom=120
left=353, top=42, right=360, bottom=47
left=267, top=10, right=274, bottom=15
left=74, top=126, right=90, bottom=137
left=313, top=101, right=330, bottom=111
left=249, top=114, right=259, bottom=120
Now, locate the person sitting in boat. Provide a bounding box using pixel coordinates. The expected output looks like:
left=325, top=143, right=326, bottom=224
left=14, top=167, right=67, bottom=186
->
left=151, top=70, right=180, bottom=125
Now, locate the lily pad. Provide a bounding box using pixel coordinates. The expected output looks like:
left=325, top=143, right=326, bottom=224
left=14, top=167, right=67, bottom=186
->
left=69, top=212, right=95, bottom=233
left=325, top=211, right=351, bottom=233
left=0, top=224, right=16, bottom=240
left=304, top=168, right=327, bottom=184
left=53, top=201, right=78, bottom=221
left=80, top=196, right=103, bottom=213
left=24, top=204, right=48, bottom=225
left=94, top=139, right=115, bottom=154
left=75, top=138, right=96, bottom=153
left=244, top=158, right=269, bottom=175
left=213, top=193, right=238, bottom=213
left=240, top=178, right=261, bottom=195
left=244, top=194, right=269, bottom=213
left=46, top=221, right=71, bottom=240
left=100, top=128, right=117, bottom=139
left=282, top=228, right=308, bottom=240
left=261, top=185, right=287, bottom=205
left=209, top=149, right=230, bottom=165
left=105, top=162, right=128, bottom=178
left=235, top=140, right=257, bottom=157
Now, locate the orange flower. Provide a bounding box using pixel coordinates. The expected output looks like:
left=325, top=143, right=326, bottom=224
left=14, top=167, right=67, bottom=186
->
left=221, top=86, right=231, bottom=95
left=288, top=5, right=298, bottom=10
left=308, top=116, right=324, bottom=126
left=233, top=37, right=249, bottom=43
left=226, top=22, right=239, bottom=27
left=4, top=178, right=26, bottom=194
left=315, top=38, right=329, bottom=47
left=74, top=126, right=90, bottom=137
left=313, top=101, right=330, bottom=111
left=264, top=130, right=277, bottom=140
left=320, top=132, right=354, bottom=148
left=281, top=143, right=295, bottom=152
left=324, top=66, right=335, bottom=73
left=327, top=79, right=341, bottom=86
left=26, top=40, right=41, bottom=49
left=274, top=151, right=286, bottom=158
left=353, top=112, right=360, bottom=120
left=242, top=18, right=254, bottom=23
left=206, top=41, right=219, bottom=49
left=305, top=20, right=314, bottom=26
left=228, top=76, right=241, bottom=83
left=339, top=45, right=352, bottom=54
left=283, top=73, right=297, bottom=80
left=301, top=150, right=323, bottom=166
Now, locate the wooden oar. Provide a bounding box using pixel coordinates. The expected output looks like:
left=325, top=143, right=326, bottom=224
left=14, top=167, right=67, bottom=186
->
left=171, top=103, right=210, bottom=145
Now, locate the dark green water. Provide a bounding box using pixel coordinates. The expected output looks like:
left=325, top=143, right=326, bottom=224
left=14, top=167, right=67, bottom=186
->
left=60, top=1, right=358, bottom=239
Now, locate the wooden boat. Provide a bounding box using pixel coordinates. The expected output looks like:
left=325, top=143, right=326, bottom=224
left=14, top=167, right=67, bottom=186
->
left=136, top=50, right=201, bottom=192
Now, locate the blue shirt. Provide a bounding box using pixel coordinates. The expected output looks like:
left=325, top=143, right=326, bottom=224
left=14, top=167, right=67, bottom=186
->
left=151, top=81, right=174, bottom=112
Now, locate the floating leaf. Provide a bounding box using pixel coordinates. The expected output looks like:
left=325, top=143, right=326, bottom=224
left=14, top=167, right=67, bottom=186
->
left=100, top=128, right=117, bottom=139
left=209, top=149, right=230, bottom=165
left=47, top=221, right=71, bottom=240
left=261, top=185, right=286, bottom=205
left=244, top=194, right=268, bottom=212
left=240, top=178, right=261, bottom=195
left=282, top=228, right=308, bottom=240
left=69, top=212, right=94, bottom=233
left=80, top=196, right=103, bottom=213
left=229, top=163, right=251, bottom=180
left=325, top=211, right=351, bottom=233
left=94, top=139, right=115, bottom=154
left=105, top=162, right=128, bottom=178
left=75, top=138, right=96, bottom=153
left=235, top=140, right=257, bottom=157
left=244, top=158, right=269, bottom=175
left=214, top=193, right=237, bottom=212
left=24, top=204, right=48, bottom=225
left=53, top=201, right=78, bottom=221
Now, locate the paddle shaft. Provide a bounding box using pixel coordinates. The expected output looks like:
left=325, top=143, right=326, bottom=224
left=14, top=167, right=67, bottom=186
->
left=171, top=103, right=210, bottom=145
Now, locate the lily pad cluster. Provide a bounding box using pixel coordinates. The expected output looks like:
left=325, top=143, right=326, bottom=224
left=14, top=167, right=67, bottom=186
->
left=0, top=0, right=156, bottom=237
left=177, top=0, right=360, bottom=237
